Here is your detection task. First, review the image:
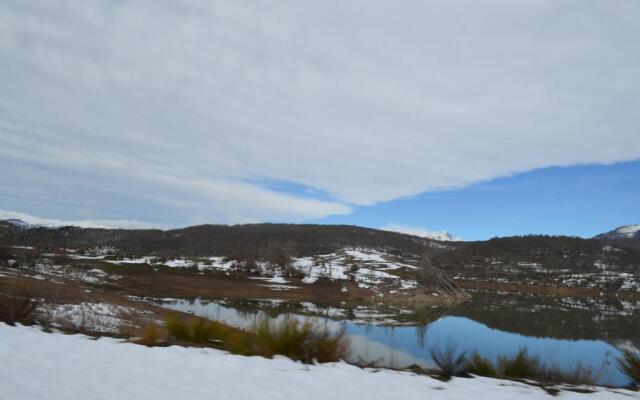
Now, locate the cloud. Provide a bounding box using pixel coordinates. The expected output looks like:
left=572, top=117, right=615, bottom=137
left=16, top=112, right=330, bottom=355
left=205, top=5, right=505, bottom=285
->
left=1, top=1, right=639, bottom=224
left=380, top=224, right=462, bottom=242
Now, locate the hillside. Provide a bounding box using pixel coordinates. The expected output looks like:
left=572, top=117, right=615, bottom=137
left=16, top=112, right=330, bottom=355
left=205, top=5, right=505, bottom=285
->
left=2, top=220, right=640, bottom=296
left=595, top=225, right=640, bottom=250
left=1, top=220, right=469, bottom=308
left=432, top=235, right=640, bottom=294
left=0, top=221, right=429, bottom=258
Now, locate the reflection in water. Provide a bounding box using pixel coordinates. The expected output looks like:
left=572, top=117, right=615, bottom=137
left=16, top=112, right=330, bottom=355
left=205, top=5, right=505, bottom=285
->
left=155, top=293, right=638, bottom=387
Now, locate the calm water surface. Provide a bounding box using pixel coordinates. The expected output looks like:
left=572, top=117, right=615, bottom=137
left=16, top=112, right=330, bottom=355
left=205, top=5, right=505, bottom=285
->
left=154, top=291, right=640, bottom=387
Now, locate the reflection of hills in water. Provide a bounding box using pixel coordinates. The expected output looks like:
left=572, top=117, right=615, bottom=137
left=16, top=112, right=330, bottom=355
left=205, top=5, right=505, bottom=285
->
left=449, top=290, right=640, bottom=346
left=164, top=294, right=640, bottom=350
left=153, top=294, right=636, bottom=385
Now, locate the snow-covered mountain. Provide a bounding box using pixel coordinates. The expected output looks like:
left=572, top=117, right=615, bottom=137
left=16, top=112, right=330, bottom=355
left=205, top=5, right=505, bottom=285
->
left=595, top=224, right=640, bottom=240
left=594, top=225, right=640, bottom=250
left=379, top=224, right=462, bottom=242
left=2, top=219, right=43, bottom=229
left=0, top=210, right=166, bottom=230
left=418, top=230, right=462, bottom=242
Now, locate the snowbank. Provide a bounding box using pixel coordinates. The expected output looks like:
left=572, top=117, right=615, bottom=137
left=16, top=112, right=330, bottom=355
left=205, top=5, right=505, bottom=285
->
left=0, top=324, right=635, bottom=400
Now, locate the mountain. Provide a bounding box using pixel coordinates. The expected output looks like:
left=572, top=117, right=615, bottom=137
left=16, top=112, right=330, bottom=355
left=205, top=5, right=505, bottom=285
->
left=595, top=224, right=640, bottom=240
left=3, top=220, right=639, bottom=294
left=0, top=220, right=431, bottom=257
left=3, top=219, right=40, bottom=229
left=379, top=224, right=462, bottom=242
left=0, top=220, right=471, bottom=303
left=422, top=231, right=462, bottom=242
left=594, top=224, right=640, bottom=250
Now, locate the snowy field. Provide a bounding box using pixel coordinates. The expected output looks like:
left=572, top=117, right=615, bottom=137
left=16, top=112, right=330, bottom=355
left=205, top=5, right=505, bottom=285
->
left=1, top=324, right=636, bottom=400
left=90, top=247, right=423, bottom=292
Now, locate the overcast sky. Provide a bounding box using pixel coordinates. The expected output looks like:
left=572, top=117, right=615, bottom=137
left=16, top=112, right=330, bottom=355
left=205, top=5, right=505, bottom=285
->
left=1, top=1, right=639, bottom=238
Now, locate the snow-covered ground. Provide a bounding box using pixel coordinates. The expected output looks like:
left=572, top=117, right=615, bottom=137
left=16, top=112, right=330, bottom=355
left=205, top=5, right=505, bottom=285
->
left=1, top=324, right=635, bottom=400
left=74, top=248, right=424, bottom=293
left=37, top=302, right=140, bottom=333
left=0, top=261, right=122, bottom=286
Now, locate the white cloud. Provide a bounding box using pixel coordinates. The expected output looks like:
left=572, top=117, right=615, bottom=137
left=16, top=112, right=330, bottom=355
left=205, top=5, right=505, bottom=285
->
left=380, top=224, right=462, bottom=242
left=1, top=1, right=639, bottom=224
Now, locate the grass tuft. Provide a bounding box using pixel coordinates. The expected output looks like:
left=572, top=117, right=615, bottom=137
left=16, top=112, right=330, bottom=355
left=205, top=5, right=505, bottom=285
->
left=135, top=323, right=165, bottom=346
left=618, top=349, right=640, bottom=387
left=466, top=352, right=496, bottom=377
left=429, top=340, right=467, bottom=379
left=497, top=348, right=540, bottom=379
left=249, top=317, right=348, bottom=364
left=162, top=315, right=347, bottom=364
left=0, top=284, right=39, bottom=326
left=164, top=315, right=231, bottom=344
left=464, top=348, right=597, bottom=386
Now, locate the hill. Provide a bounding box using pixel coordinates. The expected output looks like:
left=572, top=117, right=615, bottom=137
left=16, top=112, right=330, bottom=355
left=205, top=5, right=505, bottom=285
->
left=0, top=220, right=429, bottom=258
left=594, top=224, right=640, bottom=250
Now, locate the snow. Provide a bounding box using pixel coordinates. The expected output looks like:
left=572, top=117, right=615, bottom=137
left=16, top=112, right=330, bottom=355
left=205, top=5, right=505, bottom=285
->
left=379, top=224, right=463, bottom=241
left=603, top=245, right=622, bottom=253
left=600, top=224, right=640, bottom=239
left=106, top=256, right=156, bottom=265
left=344, top=249, right=386, bottom=263
left=163, top=259, right=194, bottom=268
left=616, top=224, right=640, bottom=237
left=288, top=249, right=419, bottom=292
left=65, top=247, right=422, bottom=293
left=0, top=324, right=634, bottom=400
left=259, top=284, right=300, bottom=291
left=38, top=303, right=134, bottom=333
left=302, top=276, right=318, bottom=284
left=265, top=275, right=289, bottom=284
left=68, top=254, right=107, bottom=260
left=0, top=212, right=166, bottom=230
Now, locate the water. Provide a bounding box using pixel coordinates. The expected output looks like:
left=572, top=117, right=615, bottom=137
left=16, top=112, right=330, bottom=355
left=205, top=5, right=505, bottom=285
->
left=153, top=291, right=640, bottom=387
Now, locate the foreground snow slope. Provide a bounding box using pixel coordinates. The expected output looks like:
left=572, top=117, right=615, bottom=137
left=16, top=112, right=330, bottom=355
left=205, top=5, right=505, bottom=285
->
left=0, top=324, right=635, bottom=400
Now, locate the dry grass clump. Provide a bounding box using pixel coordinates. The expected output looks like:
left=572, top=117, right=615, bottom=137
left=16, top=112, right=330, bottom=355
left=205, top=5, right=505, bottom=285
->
left=159, top=315, right=348, bottom=364
left=135, top=323, right=165, bottom=346
left=465, top=351, right=496, bottom=377
left=464, top=348, right=597, bottom=385
left=0, top=284, right=39, bottom=325
left=618, top=349, right=640, bottom=387
left=165, top=315, right=234, bottom=345
left=496, top=348, right=541, bottom=379
left=248, top=318, right=348, bottom=364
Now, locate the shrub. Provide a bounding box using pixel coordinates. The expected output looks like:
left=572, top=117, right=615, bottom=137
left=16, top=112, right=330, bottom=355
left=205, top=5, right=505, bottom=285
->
left=161, top=315, right=348, bottom=364
left=249, top=317, right=348, bottom=364
left=538, top=363, right=596, bottom=386
left=164, top=315, right=231, bottom=345
left=135, top=323, right=165, bottom=346
left=497, top=348, right=540, bottom=379
left=466, top=352, right=496, bottom=377
left=0, top=284, right=39, bottom=325
left=618, top=349, right=640, bottom=386
left=429, top=340, right=467, bottom=379
left=465, top=348, right=596, bottom=386
left=284, top=266, right=305, bottom=279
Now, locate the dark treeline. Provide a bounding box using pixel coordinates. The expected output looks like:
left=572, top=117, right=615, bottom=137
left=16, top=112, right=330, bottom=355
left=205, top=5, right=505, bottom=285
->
left=0, top=222, right=428, bottom=258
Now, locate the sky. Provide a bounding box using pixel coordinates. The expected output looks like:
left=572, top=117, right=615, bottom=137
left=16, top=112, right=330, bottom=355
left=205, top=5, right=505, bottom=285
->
left=0, top=1, right=639, bottom=240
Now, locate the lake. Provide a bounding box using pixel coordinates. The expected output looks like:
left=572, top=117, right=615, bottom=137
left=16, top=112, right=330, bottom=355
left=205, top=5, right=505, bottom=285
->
left=153, top=291, right=640, bottom=387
